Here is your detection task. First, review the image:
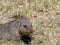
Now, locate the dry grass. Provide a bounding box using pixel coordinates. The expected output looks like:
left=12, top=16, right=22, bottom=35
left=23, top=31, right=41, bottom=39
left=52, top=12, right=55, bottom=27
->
left=0, top=0, right=60, bottom=45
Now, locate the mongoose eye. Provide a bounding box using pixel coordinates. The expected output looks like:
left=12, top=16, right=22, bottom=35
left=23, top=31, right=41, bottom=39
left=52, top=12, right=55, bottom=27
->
left=23, top=25, right=27, bottom=28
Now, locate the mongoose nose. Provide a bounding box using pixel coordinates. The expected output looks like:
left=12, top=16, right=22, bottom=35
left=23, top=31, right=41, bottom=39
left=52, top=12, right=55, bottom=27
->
left=30, top=29, right=34, bottom=33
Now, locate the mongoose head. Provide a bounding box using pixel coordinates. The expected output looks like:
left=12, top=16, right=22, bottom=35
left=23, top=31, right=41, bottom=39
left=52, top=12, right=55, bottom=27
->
left=15, top=17, right=34, bottom=35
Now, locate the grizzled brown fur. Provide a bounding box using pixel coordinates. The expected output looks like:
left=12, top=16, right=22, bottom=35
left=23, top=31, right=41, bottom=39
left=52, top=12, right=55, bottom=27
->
left=0, top=17, right=34, bottom=41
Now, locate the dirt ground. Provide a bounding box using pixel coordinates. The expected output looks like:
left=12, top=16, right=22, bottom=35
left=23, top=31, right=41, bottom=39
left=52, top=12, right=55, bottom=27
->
left=0, top=0, right=60, bottom=45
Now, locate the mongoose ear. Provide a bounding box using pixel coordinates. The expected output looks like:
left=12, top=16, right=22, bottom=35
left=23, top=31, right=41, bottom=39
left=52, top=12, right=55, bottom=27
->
left=15, top=20, right=22, bottom=29
left=16, top=20, right=20, bottom=24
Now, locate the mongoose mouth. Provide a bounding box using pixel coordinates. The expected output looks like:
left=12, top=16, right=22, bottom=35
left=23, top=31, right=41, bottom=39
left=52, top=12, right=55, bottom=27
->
left=20, top=34, right=32, bottom=44
left=19, top=29, right=34, bottom=35
left=20, top=29, right=33, bottom=44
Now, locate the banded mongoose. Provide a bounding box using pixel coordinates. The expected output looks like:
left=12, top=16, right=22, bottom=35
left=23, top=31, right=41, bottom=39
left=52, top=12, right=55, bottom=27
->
left=0, top=17, right=34, bottom=41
